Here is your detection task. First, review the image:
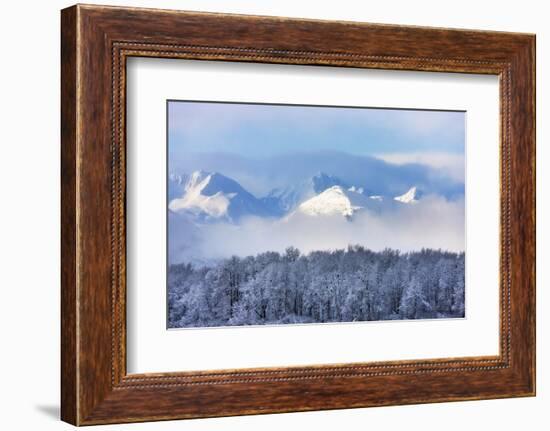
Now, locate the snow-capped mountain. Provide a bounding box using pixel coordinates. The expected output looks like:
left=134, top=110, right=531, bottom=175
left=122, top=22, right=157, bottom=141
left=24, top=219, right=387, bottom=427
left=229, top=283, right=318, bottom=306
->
left=168, top=169, right=424, bottom=224
left=263, top=172, right=351, bottom=214
left=168, top=172, right=188, bottom=202
left=293, top=185, right=372, bottom=218
left=394, top=186, right=422, bottom=204
left=169, top=170, right=273, bottom=222
left=291, top=185, right=423, bottom=219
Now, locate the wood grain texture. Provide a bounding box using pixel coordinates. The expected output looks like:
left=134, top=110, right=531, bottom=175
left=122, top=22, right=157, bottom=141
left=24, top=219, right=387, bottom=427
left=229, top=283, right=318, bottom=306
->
left=60, top=4, right=535, bottom=425
left=60, top=5, right=78, bottom=425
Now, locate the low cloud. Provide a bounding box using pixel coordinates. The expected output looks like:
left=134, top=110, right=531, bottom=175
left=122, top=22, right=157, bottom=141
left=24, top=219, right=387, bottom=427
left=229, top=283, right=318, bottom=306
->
left=374, top=152, right=465, bottom=183
left=170, top=151, right=464, bottom=198
left=170, top=195, right=464, bottom=264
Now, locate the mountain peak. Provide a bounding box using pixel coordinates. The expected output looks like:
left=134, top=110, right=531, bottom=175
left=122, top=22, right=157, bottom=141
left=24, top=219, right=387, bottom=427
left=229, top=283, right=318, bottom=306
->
left=170, top=170, right=273, bottom=222
left=189, top=169, right=210, bottom=180
left=264, top=172, right=348, bottom=214
left=186, top=170, right=211, bottom=191
left=184, top=170, right=246, bottom=197
left=311, top=172, right=347, bottom=194
left=295, top=185, right=367, bottom=218
left=394, top=186, right=421, bottom=204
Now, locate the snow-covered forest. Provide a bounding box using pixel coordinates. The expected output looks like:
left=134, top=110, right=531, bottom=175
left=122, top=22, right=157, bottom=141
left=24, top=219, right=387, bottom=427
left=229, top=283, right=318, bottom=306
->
left=168, top=246, right=465, bottom=328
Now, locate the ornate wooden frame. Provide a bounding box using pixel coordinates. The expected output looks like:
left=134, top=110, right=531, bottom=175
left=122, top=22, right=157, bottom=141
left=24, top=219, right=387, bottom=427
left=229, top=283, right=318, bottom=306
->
left=61, top=4, right=535, bottom=425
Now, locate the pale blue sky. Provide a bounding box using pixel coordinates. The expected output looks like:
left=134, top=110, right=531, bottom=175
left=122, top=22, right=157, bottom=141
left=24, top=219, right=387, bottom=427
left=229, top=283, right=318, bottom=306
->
left=168, top=100, right=465, bottom=160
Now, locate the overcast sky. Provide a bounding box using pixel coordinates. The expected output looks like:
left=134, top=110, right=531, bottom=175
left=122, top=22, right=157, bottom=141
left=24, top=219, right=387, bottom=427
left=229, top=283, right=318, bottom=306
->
left=167, top=101, right=466, bottom=261
left=168, top=100, right=465, bottom=160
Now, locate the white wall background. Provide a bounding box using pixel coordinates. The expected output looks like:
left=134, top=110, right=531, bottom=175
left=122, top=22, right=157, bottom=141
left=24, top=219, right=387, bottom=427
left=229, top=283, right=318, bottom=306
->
left=0, top=0, right=546, bottom=429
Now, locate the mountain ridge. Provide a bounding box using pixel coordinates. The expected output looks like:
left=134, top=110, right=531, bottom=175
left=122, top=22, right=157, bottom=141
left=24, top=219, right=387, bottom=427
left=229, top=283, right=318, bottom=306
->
left=168, top=170, right=424, bottom=223
left=169, top=170, right=273, bottom=222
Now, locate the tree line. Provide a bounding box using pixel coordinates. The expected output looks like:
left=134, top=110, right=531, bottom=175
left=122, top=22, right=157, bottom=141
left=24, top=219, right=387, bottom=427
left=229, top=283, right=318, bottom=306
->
left=168, top=246, right=465, bottom=328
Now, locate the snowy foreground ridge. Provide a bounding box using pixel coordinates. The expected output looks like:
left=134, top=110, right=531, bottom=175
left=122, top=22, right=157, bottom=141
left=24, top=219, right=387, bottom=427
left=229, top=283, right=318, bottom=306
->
left=168, top=247, right=465, bottom=328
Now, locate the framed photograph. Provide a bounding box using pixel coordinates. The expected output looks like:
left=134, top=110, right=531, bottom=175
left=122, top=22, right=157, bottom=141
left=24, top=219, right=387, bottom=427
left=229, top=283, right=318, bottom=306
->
left=61, top=4, right=535, bottom=425
left=165, top=101, right=467, bottom=330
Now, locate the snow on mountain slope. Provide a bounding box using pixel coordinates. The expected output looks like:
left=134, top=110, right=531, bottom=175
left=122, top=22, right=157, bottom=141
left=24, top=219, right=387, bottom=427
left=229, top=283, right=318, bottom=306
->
left=169, top=169, right=424, bottom=225
left=169, top=171, right=231, bottom=219
left=394, top=186, right=422, bottom=204
left=264, top=172, right=350, bottom=213
left=294, top=185, right=371, bottom=218
left=168, top=172, right=188, bottom=202
left=169, top=170, right=272, bottom=222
